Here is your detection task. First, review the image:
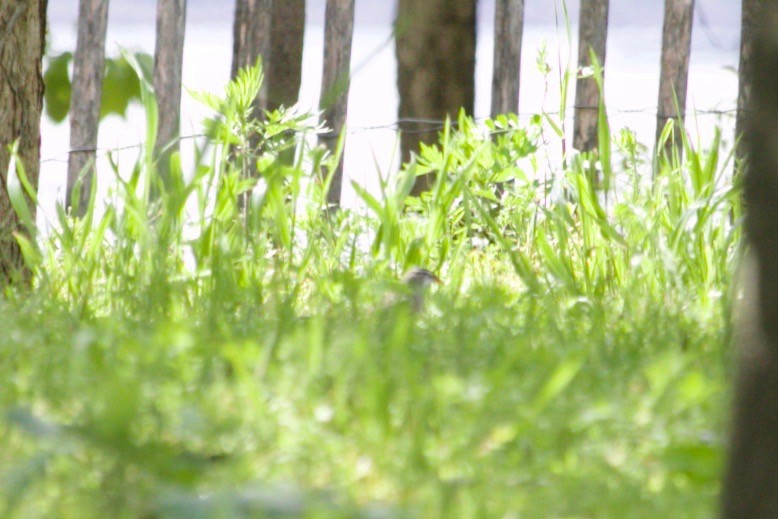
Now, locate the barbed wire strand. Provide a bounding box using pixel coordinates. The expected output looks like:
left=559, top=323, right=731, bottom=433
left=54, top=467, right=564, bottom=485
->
left=41, top=105, right=739, bottom=165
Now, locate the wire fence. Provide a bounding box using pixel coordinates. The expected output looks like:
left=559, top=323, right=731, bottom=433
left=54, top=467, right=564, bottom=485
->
left=40, top=105, right=739, bottom=166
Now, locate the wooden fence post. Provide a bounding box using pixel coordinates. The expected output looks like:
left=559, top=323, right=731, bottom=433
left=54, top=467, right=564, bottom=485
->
left=736, top=0, right=758, bottom=165
left=231, top=0, right=271, bottom=108
left=490, top=0, right=524, bottom=117
left=66, top=0, right=109, bottom=215
left=656, top=0, right=695, bottom=157
left=573, top=0, right=609, bottom=153
left=318, top=0, right=356, bottom=207
left=153, top=0, right=187, bottom=186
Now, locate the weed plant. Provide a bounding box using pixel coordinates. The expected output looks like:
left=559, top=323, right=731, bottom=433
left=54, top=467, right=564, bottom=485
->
left=0, top=56, right=739, bottom=517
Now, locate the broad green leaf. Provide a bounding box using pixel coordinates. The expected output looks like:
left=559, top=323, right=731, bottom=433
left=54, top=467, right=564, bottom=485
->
left=43, top=52, right=73, bottom=122
left=351, top=180, right=384, bottom=219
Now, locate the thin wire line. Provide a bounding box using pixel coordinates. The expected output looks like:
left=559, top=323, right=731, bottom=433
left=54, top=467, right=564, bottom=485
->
left=41, top=106, right=739, bottom=165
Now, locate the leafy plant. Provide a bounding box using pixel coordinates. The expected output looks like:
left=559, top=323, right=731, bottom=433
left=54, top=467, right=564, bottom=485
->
left=43, top=51, right=153, bottom=123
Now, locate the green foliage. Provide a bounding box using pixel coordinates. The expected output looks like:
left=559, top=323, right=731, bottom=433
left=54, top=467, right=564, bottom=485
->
left=42, top=52, right=73, bottom=122
left=2, top=56, right=738, bottom=517
left=43, top=51, right=153, bottom=123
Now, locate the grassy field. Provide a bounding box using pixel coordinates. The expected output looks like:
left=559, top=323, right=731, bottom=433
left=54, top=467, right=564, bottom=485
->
left=1, top=61, right=740, bottom=517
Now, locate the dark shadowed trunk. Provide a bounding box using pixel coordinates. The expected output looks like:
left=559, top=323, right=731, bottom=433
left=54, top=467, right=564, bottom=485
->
left=266, top=0, right=305, bottom=111
left=66, top=0, right=109, bottom=215
left=233, top=1, right=304, bottom=112
left=230, top=0, right=271, bottom=210
left=395, top=0, right=476, bottom=196
left=0, top=0, right=47, bottom=285
left=573, top=0, right=609, bottom=153
left=722, top=2, right=778, bottom=517
left=231, top=0, right=271, bottom=108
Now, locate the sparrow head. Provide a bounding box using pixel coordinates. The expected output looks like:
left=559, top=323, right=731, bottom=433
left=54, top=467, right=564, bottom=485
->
left=402, top=267, right=442, bottom=289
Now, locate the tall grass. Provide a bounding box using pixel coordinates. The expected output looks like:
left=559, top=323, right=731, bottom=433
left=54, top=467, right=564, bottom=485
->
left=0, top=55, right=739, bottom=517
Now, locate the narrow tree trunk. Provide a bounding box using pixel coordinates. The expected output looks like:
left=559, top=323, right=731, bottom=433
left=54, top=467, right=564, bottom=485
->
left=66, top=0, right=109, bottom=215
left=573, top=0, right=609, bottom=153
left=266, top=0, right=305, bottom=111
left=655, top=0, right=694, bottom=156
left=231, top=0, right=271, bottom=109
left=735, top=0, right=757, bottom=165
left=266, top=0, right=305, bottom=174
left=153, top=0, right=187, bottom=186
left=231, top=0, right=271, bottom=211
left=318, top=0, right=355, bottom=207
left=0, top=0, right=47, bottom=284
left=722, top=3, right=778, bottom=516
left=395, top=0, right=476, bottom=196
left=490, top=0, right=524, bottom=117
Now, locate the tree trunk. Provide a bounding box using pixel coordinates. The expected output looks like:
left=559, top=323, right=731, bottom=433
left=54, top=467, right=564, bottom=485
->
left=656, top=0, right=694, bottom=157
left=318, top=0, right=355, bottom=207
left=395, top=0, right=476, bottom=196
left=573, top=0, right=609, bottom=153
left=66, top=0, right=109, bottom=215
left=735, top=0, right=757, bottom=165
left=266, top=0, right=305, bottom=111
left=233, top=1, right=303, bottom=112
left=0, top=0, right=47, bottom=285
left=721, top=2, right=778, bottom=516
left=490, top=0, right=524, bottom=117
left=153, top=0, right=187, bottom=186
left=231, top=0, right=271, bottom=109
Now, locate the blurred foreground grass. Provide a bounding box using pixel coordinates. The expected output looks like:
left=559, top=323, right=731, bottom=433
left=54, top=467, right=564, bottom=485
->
left=1, top=61, right=737, bottom=517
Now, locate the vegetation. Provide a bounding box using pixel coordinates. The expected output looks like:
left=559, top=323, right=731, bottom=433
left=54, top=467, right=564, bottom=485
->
left=1, top=57, right=739, bottom=517
left=43, top=51, right=153, bottom=124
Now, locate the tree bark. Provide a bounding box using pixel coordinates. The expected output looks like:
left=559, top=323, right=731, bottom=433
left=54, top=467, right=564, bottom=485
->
left=656, top=0, right=694, bottom=157
left=233, top=0, right=304, bottom=112
left=395, top=0, right=476, bottom=196
left=231, top=0, right=271, bottom=109
left=66, top=0, right=109, bottom=215
left=735, top=0, right=757, bottom=165
left=573, top=0, right=609, bottom=153
left=318, top=0, right=355, bottom=207
left=0, top=0, right=47, bottom=285
left=722, top=3, right=778, bottom=516
left=266, top=0, right=305, bottom=111
left=153, top=0, right=187, bottom=186
left=490, top=0, right=524, bottom=117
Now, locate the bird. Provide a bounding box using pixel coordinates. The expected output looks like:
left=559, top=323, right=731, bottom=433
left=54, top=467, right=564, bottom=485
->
left=399, top=267, right=442, bottom=313
left=378, top=267, right=441, bottom=314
